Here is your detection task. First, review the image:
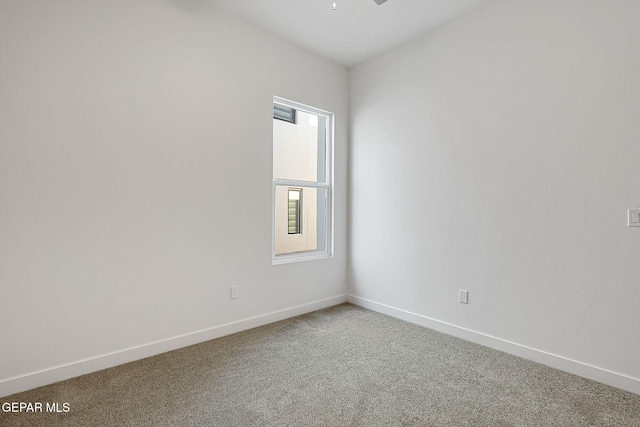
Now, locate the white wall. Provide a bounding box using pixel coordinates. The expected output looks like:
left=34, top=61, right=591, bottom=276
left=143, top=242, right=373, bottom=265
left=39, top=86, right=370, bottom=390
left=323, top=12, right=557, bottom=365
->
left=350, top=0, right=640, bottom=392
left=0, top=0, right=348, bottom=396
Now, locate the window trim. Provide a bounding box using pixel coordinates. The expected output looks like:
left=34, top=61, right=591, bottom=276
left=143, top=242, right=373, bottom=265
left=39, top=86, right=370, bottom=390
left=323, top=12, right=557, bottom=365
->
left=272, top=96, right=334, bottom=265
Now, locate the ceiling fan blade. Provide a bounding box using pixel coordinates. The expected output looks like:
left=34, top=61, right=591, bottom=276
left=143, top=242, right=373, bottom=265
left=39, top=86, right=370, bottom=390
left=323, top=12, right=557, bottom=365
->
left=373, top=0, right=389, bottom=5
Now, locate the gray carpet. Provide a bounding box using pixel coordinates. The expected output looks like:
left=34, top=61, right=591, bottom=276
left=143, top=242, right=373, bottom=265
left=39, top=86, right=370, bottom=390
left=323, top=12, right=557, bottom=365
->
left=2, top=303, right=639, bottom=426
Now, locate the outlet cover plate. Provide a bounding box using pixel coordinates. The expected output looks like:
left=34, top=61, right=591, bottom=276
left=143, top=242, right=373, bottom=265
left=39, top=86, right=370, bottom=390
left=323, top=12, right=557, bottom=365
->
left=459, top=289, right=469, bottom=304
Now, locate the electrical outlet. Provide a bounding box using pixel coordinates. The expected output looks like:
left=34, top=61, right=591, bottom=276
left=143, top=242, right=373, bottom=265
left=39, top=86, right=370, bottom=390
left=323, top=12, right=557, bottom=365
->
left=459, top=289, right=469, bottom=304
left=230, top=286, right=239, bottom=299
left=628, top=209, right=640, bottom=227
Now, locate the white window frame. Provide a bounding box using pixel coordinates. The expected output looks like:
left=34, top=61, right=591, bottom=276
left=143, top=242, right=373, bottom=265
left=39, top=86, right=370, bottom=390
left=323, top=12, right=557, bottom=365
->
left=272, top=96, right=334, bottom=265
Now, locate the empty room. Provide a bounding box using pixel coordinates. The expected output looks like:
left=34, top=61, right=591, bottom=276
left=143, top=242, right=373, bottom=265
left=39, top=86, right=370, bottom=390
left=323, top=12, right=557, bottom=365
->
left=1, top=0, right=639, bottom=425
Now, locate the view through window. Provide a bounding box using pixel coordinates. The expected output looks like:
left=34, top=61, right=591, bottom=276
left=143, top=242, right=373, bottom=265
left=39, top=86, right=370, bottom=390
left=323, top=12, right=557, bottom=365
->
left=272, top=97, right=332, bottom=263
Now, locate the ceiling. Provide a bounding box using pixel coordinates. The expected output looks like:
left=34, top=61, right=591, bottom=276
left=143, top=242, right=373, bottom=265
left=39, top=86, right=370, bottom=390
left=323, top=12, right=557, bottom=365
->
left=207, top=0, right=494, bottom=67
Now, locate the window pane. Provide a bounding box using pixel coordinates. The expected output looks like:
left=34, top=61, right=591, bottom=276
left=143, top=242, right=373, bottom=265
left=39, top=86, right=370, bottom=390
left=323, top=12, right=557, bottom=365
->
left=273, top=109, right=326, bottom=182
left=275, top=185, right=326, bottom=256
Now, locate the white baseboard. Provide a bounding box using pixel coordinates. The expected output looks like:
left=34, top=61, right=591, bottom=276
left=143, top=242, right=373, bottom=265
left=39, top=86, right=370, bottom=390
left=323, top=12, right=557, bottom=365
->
left=347, top=294, right=640, bottom=396
left=0, top=295, right=347, bottom=398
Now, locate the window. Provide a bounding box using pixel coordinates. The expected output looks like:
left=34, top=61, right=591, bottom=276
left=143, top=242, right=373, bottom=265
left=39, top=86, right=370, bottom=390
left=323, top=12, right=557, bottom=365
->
left=274, top=104, right=297, bottom=124
left=288, top=189, right=302, bottom=234
left=272, top=97, right=333, bottom=263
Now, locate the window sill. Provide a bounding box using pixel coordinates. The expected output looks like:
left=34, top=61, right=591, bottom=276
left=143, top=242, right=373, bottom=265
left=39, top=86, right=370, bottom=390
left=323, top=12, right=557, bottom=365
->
left=272, top=252, right=333, bottom=265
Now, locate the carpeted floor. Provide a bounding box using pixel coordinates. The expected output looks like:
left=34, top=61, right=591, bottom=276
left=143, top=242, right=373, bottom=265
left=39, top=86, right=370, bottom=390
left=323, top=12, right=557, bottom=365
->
left=2, top=303, right=639, bottom=426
